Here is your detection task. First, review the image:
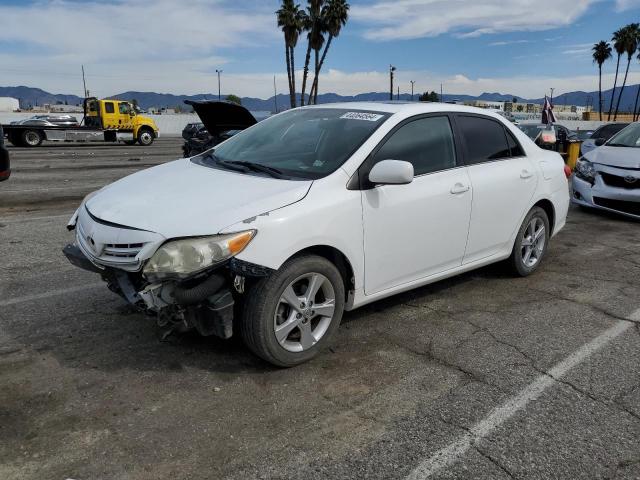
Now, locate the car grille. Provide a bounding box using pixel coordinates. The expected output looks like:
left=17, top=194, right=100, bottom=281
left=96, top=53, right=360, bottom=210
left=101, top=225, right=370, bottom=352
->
left=593, top=197, right=640, bottom=216
left=76, top=219, right=146, bottom=269
left=600, top=172, right=640, bottom=190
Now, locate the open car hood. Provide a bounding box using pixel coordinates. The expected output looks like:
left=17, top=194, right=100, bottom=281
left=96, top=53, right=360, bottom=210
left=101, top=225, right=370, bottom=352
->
left=184, top=100, right=257, bottom=136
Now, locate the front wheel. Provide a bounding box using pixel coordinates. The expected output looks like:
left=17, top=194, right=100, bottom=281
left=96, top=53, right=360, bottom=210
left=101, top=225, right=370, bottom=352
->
left=507, top=206, right=550, bottom=277
left=137, top=128, right=154, bottom=146
left=240, top=255, right=345, bottom=367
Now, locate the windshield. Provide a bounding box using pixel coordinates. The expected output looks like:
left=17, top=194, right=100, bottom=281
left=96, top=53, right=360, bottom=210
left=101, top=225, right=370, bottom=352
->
left=607, top=123, right=640, bottom=148
left=195, top=108, right=390, bottom=179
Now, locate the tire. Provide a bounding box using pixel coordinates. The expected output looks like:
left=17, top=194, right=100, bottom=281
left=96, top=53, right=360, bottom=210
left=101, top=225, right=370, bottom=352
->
left=507, top=206, right=550, bottom=277
left=137, top=128, right=154, bottom=146
left=21, top=129, right=43, bottom=147
left=241, top=255, right=345, bottom=367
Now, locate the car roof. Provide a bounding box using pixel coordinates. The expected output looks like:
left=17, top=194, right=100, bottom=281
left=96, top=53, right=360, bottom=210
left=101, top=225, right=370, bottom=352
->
left=301, top=101, right=507, bottom=118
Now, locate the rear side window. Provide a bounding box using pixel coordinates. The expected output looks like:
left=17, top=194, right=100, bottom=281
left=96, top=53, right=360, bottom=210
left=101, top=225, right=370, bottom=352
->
left=457, top=115, right=511, bottom=165
left=506, top=129, right=524, bottom=157
left=372, top=116, right=456, bottom=176
left=598, top=124, right=627, bottom=139
left=104, top=102, right=115, bottom=114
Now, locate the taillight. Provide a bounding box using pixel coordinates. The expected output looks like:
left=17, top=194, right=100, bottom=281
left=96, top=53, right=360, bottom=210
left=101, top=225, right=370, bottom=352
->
left=563, top=165, right=572, bottom=179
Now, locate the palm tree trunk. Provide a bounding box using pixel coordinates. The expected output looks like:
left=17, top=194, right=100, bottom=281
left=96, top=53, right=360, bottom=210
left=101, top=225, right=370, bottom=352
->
left=300, top=43, right=312, bottom=106
left=285, top=43, right=294, bottom=109
left=608, top=54, right=621, bottom=121
left=598, top=64, right=603, bottom=121
left=613, top=59, right=631, bottom=120
left=290, top=46, right=297, bottom=108
left=310, top=35, right=333, bottom=104
left=633, top=84, right=640, bottom=121
left=311, top=49, right=319, bottom=104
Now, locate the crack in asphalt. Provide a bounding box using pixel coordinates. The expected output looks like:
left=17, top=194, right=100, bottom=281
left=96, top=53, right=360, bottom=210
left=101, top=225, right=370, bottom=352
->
left=400, top=299, right=640, bottom=427
left=440, top=415, right=516, bottom=479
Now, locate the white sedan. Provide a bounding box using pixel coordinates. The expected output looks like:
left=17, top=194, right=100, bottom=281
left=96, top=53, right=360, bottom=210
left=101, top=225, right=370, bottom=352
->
left=64, top=102, right=570, bottom=366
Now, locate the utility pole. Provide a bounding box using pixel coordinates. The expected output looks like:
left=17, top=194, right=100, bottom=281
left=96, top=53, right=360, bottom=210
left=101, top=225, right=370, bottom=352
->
left=410, top=80, right=415, bottom=101
left=389, top=65, right=396, bottom=101
left=440, top=83, right=443, bottom=102
left=397, top=86, right=400, bottom=100
left=273, top=75, right=278, bottom=113
left=550, top=87, right=554, bottom=105
left=216, top=69, right=223, bottom=101
left=81, top=65, right=88, bottom=98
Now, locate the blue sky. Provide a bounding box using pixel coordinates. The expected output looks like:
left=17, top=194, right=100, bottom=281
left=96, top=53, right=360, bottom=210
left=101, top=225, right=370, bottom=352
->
left=0, top=0, right=639, bottom=99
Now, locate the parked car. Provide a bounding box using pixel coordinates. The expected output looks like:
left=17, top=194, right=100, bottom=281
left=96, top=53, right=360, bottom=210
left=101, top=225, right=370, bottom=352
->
left=519, top=123, right=577, bottom=143
left=10, top=114, right=80, bottom=127
left=572, top=122, right=640, bottom=219
left=574, top=129, right=595, bottom=141
left=0, top=125, right=10, bottom=181
left=580, top=123, right=629, bottom=156
left=182, top=101, right=257, bottom=157
left=64, top=103, right=569, bottom=366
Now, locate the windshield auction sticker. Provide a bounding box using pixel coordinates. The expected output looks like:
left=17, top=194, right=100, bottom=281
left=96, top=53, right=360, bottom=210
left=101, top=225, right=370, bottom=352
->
left=340, top=112, right=384, bottom=121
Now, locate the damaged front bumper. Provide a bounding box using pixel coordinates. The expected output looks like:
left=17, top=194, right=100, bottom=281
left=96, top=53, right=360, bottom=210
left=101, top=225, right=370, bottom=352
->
left=62, top=242, right=271, bottom=339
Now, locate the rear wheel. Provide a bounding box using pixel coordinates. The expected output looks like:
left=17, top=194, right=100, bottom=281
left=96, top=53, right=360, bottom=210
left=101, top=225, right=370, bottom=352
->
left=507, top=206, right=550, bottom=277
left=137, top=128, right=154, bottom=146
left=21, top=129, right=43, bottom=147
left=241, top=255, right=345, bottom=367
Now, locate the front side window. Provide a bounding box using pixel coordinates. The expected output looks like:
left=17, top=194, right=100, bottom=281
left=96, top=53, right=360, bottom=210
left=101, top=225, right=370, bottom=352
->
left=118, top=103, right=131, bottom=115
left=457, top=115, right=511, bottom=165
left=372, top=116, right=456, bottom=176
left=198, top=108, right=390, bottom=179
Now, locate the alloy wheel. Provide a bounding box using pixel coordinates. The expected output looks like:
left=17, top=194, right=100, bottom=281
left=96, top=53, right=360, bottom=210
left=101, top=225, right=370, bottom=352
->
left=273, top=272, right=336, bottom=353
left=521, top=216, right=546, bottom=268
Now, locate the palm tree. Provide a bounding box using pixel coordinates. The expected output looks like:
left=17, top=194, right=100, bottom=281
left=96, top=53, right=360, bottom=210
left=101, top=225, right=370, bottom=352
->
left=309, top=0, right=350, bottom=104
left=613, top=23, right=640, bottom=120
left=300, top=0, right=325, bottom=106
left=277, top=0, right=304, bottom=108
left=608, top=27, right=627, bottom=120
left=592, top=41, right=612, bottom=121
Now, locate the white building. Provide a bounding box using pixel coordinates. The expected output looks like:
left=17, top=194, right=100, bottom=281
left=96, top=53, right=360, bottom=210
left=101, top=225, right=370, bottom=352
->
left=0, top=97, right=20, bottom=112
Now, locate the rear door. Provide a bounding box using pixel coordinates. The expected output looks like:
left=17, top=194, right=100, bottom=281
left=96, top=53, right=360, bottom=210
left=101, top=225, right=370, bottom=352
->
left=454, top=114, right=537, bottom=264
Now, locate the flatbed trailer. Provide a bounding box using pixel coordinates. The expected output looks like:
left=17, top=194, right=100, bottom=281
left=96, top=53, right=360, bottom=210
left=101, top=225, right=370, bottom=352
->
left=3, top=97, right=160, bottom=147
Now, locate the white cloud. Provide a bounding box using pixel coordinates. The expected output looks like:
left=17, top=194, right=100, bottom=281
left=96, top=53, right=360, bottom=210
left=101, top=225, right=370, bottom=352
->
left=0, top=0, right=276, bottom=97
left=489, top=40, right=531, bottom=46
left=351, top=0, right=596, bottom=40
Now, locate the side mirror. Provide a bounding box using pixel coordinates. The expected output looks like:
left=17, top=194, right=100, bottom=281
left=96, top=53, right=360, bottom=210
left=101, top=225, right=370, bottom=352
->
left=594, top=138, right=605, bottom=146
left=368, top=160, right=414, bottom=185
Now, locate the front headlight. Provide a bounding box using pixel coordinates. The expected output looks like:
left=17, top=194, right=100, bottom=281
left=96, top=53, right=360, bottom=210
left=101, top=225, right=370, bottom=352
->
left=143, top=230, right=256, bottom=281
left=574, top=158, right=596, bottom=184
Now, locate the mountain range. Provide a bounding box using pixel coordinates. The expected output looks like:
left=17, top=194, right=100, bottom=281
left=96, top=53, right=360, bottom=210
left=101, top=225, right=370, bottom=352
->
left=1, top=84, right=639, bottom=113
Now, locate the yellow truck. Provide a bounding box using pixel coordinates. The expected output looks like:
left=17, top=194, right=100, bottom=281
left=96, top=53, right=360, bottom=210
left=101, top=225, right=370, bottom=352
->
left=3, top=97, right=159, bottom=147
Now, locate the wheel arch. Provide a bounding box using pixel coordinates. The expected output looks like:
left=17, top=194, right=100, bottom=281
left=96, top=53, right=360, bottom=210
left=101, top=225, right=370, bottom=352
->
left=285, top=245, right=355, bottom=304
left=533, top=198, right=555, bottom=235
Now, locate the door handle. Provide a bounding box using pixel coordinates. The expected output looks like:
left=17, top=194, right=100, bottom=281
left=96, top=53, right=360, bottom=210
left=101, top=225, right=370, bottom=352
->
left=450, top=183, right=470, bottom=194
left=520, top=169, right=534, bottom=179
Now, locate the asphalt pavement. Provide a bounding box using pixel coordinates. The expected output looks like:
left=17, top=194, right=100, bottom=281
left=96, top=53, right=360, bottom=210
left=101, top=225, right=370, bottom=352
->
left=1, top=138, right=639, bottom=480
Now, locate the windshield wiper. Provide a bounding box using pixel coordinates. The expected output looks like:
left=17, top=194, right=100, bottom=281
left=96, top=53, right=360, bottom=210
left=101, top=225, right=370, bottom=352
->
left=223, top=160, right=287, bottom=179
left=208, top=153, right=251, bottom=173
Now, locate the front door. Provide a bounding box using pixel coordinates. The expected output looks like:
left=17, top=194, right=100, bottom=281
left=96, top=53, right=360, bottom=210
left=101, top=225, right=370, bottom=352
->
left=362, top=115, right=473, bottom=295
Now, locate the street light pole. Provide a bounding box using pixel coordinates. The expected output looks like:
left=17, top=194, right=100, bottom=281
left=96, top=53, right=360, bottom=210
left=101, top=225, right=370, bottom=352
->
left=550, top=87, right=554, bottom=105
left=410, top=80, right=415, bottom=101
left=216, top=69, right=223, bottom=101
left=389, top=65, right=396, bottom=101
